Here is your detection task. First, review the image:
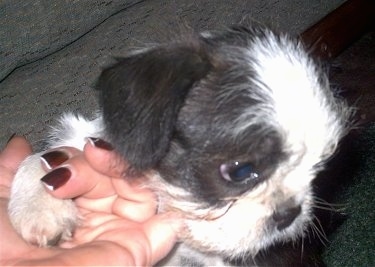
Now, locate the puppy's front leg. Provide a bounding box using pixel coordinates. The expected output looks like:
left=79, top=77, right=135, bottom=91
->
left=8, top=114, right=102, bottom=246
left=8, top=152, right=78, bottom=247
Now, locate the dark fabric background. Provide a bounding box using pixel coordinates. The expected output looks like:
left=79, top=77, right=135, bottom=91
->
left=0, top=0, right=344, bottom=149
left=0, top=0, right=142, bottom=81
left=322, top=124, right=375, bottom=266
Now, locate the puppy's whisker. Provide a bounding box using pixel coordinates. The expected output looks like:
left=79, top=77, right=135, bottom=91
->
left=312, top=197, right=347, bottom=213
left=309, top=215, right=329, bottom=246
left=219, top=192, right=259, bottom=202
left=300, top=235, right=305, bottom=262
left=306, top=228, right=313, bottom=244
left=312, top=204, right=341, bottom=212
left=164, top=199, right=235, bottom=221
left=219, top=196, right=242, bottom=201
left=315, top=217, right=329, bottom=243
left=201, top=201, right=236, bottom=221
left=314, top=200, right=346, bottom=208
left=314, top=196, right=346, bottom=207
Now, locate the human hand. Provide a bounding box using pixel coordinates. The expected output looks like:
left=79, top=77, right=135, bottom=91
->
left=0, top=136, right=178, bottom=266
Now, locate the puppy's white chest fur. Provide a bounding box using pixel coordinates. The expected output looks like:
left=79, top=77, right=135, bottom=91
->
left=8, top=24, right=350, bottom=266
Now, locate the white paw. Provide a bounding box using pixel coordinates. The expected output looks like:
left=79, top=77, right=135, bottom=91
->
left=8, top=154, right=79, bottom=246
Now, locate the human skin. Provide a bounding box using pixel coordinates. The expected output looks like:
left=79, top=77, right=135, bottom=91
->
left=0, top=136, right=178, bottom=266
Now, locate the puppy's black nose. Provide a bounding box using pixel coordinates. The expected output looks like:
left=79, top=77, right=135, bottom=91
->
left=272, top=204, right=302, bottom=231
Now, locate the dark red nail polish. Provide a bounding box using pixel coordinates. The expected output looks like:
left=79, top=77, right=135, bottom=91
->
left=87, top=137, right=114, bottom=151
left=41, top=150, right=69, bottom=169
left=41, top=167, right=71, bottom=191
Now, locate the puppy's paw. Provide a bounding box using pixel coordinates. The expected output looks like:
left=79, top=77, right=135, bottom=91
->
left=8, top=154, right=79, bottom=246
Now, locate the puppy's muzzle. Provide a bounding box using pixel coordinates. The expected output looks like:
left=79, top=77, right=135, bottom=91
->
left=271, top=199, right=302, bottom=231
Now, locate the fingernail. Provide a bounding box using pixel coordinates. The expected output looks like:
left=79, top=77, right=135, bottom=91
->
left=6, top=133, right=17, bottom=144
left=41, top=150, right=70, bottom=169
left=86, top=137, right=114, bottom=151
left=41, top=167, right=71, bottom=191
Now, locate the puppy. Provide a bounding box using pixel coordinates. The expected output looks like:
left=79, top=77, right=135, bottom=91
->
left=8, top=24, right=351, bottom=266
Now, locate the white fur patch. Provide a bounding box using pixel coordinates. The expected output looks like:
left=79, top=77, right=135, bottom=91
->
left=48, top=113, right=104, bottom=149
left=249, top=33, right=344, bottom=159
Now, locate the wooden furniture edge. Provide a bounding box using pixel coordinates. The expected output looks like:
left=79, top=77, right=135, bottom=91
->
left=301, top=0, right=375, bottom=60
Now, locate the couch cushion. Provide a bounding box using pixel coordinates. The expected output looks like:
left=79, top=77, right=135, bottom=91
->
left=0, top=0, right=140, bottom=81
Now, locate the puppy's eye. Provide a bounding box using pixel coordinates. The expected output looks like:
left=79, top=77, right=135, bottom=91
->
left=220, top=161, right=259, bottom=183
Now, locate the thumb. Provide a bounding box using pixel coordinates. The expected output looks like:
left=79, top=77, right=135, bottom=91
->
left=41, top=152, right=114, bottom=200
left=144, top=214, right=181, bottom=265
left=83, top=137, right=130, bottom=178
left=0, top=135, right=32, bottom=173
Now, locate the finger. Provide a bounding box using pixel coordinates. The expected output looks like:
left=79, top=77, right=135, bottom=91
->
left=63, top=215, right=180, bottom=266
left=84, top=138, right=157, bottom=221
left=0, top=198, right=32, bottom=260
left=39, top=147, right=82, bottom=171
left=60, top=216, right=152, bottom=266
left=42, top=153, right=115, bottom=200
left=12, top=242, right=139, bottom=266
left=71, top=222, right=153, bottom=266
left=0, top=136, right=33, bottom=258
left=61, top=212, right=137, bottom=247
left=0, top=136, right=32, bottom=173
left=0, top=136, right=32, bottom=194
left=83, top=137, right=129, bottom=178
left=59, top=242, right=142, bottom=266
left=74, top=184, right=157, bottom=222
left=111, top=177, right=157, bottom=222
left=144, top=214, right=180, bottom=264
left=83, top=138, right=153, bottom=202
left=85, top=215, right=179, bottom=265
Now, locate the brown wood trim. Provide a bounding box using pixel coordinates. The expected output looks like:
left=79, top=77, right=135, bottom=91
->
left=301, top=0, right=375, bottom=60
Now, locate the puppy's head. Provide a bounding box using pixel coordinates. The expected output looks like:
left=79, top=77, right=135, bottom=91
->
left=96, top=25, right=351, bottom=258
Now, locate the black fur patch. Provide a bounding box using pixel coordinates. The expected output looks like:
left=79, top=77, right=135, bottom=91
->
left=96, top=25, right=288, bottom=203
left=96, top=44, right=211, bottom=170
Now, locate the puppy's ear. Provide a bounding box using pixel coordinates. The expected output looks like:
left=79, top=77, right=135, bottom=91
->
left=96, top=45, right=211, bottom=170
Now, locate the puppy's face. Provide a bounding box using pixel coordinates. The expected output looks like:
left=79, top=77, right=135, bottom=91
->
left=97, top=25, right=350, bottom=258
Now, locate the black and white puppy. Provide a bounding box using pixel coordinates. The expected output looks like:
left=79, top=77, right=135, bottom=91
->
left=8, top=24, right=351, bottom=266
